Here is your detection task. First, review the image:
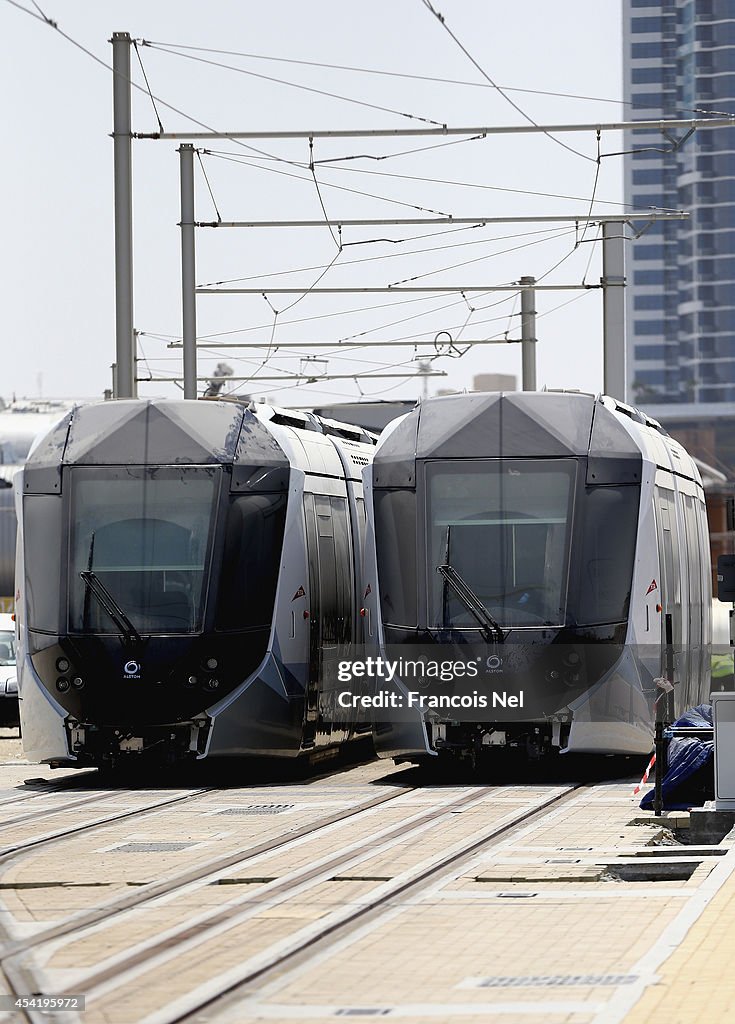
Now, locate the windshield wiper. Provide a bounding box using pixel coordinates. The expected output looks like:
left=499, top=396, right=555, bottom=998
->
left=436, top=563, right=506, bottom=644
left=79, top=571, right=143, bottom=646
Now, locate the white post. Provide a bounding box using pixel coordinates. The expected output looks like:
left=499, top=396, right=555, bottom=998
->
left=602, top=221, right=626, bottom=401
left=112, top=31, right=136, bottom=399
left=179, top=145, right=198, bottom=400
left=520, top=276, right=537, bottom=391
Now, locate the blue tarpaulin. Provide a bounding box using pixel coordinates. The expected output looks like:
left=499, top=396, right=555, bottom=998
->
left=640, top=704, right=714, bottom=811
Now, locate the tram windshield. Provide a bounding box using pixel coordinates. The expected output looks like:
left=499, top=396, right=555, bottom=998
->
left=427, top=460, right=576, bottom=628
left=68, top=466, right=219, bottom=635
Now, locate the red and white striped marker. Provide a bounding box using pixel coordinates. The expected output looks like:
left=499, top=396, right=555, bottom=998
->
left=633, top=752, right=656, bottom=797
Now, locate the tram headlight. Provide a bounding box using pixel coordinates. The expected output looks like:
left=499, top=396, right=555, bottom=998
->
left=56, top=657, right=70, bottom=673
left=56, top=678, right=70, bottom=692
left=205, top=677, right=220, bottom=690
left=185, top=675, right=198, bottom=687
left=205, top=657, right=218, bottom=671
left=71, top=677, right=85, bottom=690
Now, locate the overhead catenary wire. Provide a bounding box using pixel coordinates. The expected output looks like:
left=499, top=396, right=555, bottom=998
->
left=203, top=146, right=668, bottom=211
left=308, top=139, right=341, bottom=249
left=151, top=230, right=610, bottom=348
left=198, top=224, right=579, bottom=288
left=145, top=228, right=605, bottom=352
left=140, top=39, right=447, bottom=127
left=4, top=2, right=638, bottom=397
left=138, top=39, right=728, bottom=117
left=3, top=0, right=318, bottom=172
left=9, top=0, right=709, bottom=200
left=417, top=0, right=595, bottom=164
left=195, top=151, right=222, bottom=223
left=132, top=39, right=164, bottom=134
left=205, top=148, right=455, bottom=218
left=149, top=287, right=598, bottom=403
left=578, top=130, right=603, bottom=246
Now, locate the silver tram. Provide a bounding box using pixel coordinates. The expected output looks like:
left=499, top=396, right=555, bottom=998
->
left=15, top=398, right=374, bottom=768
left=362, top=391, right=712, bottom=763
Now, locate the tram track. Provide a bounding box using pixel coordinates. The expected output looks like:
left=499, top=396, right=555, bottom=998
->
left=0, top=778, right=414, bottom=1018
left=0, top=789, right=143, bottom=833
left=0, top=780, right=218, bottom=1024
left=0, top=787, right=217, bottom=864
left=171, top=782, right=588, bottom=1024
left=1, top=780, right=589, bottom=1024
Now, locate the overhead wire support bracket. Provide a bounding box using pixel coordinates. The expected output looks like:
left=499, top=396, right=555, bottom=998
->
left=194, top=213, right=689, bottom=229
left=660, top=126, right=696, bottom=151
left=166, top=338, right=527, bottom=350
left=134, top=114, right=735, bottom=141
left=196, top=284, right=593, bottom=294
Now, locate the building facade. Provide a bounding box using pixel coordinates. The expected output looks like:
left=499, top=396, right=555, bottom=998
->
left=624, top=0, right=735, bottom=417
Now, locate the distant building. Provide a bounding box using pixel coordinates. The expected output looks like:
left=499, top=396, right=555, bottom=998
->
left=472, top=373, right=517, bottom=392
left=623, top=0, right=735, bottom=416
left=657, top=413, right=735, bottom=586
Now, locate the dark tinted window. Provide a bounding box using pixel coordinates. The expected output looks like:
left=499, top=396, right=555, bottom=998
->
left=216, top=493, right=287, bottom=631
left=635, top=320, right=666, bottom=335
left=634, top=269, right=665, bottom=285
left=374, top=489, right=417, bottom=627
left=631, top=41, right=663, bottom=58
left=331, top=497, right=353, bottom=647
left=315, top=496, right=338, bottom=647
left=572, top=486, right=640, bottom=625
left=24, top=495, right=64, bottom=634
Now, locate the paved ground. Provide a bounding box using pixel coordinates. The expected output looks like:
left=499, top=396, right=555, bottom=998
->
left=0, top=729, right=730, bottom=1023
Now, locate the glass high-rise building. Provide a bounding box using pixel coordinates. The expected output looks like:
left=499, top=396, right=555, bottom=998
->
left=623, top=0, right=735, bottom=417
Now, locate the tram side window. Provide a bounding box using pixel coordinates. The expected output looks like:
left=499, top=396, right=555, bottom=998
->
left=682, top=493, right=704, bottom=700
left=315, top=496, right=339, bottom=648
left=330, top=497, right=353, bottom=646
left=683, top=495, right=703, bottom=649
left=575, top=486, right=640, bottom=625
left=354, top=496, right=366, bottom=556
left=23, top=495, right=63, bottom=634
left=215, top=493, right=287, bottom=631
left=373, top=489, right=417, bottom=627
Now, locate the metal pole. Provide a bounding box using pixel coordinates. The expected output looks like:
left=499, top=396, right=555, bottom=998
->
left=179, top=144, right=198, bottom=400
left=602, top=221, right=626, bottom=401
left=111, top=31, right=136, bottom=399
left=520, top=276, right=537, bottom=392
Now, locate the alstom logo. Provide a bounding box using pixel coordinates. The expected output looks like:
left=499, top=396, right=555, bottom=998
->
left=124, top=660, right=141, bottom=679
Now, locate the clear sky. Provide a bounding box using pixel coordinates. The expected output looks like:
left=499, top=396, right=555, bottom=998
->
left=3, top=0, right=625, bottom=407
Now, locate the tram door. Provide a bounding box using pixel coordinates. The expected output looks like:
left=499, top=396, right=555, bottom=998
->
left=303, top=493, right=354, bottom=743
left=654, top=486, right=683, bottom=700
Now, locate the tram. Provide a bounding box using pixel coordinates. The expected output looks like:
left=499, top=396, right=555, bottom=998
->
left=362, top=391, right=711, bottom=762
left=16, top=398, right=374, bottom=768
